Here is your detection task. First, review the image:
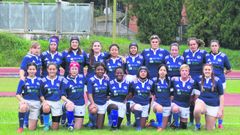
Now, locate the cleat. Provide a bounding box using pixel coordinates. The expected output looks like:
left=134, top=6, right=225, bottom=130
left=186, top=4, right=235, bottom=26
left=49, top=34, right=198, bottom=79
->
left=218, top=124, right=224, bottom=129
left=188, top=122, right=194, bottom=127
left=17, top=128, right=23, bottom=133
left=68, top=126, right=74, bottom=131
left=43, top=126, right=49, bottom=131
left=195, top=126, right=200, bottom=131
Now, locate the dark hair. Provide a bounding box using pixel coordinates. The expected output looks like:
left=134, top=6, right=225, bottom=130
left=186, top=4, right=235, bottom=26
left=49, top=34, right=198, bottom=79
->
left=68, top=36, right=82, bottom=55
left=114, top=66, right=124, bottom=75
left=89, top=41, right=101, bottom=67
left=210, top=39, right=220, bottom=46
left=187, top=37, right=205, bottom=48
left=27, top=62, right=37, bottom=70
left=109, top=44, right=120, bottom=51
left=47, top=62, right=58, bottom=69
left=94, top=62, right=106, bottom=73
left=201, top=64, right=215, bottom=92
left=157, top=64, right=170, bottom=85
left=137, top=66, right=150, bottom=79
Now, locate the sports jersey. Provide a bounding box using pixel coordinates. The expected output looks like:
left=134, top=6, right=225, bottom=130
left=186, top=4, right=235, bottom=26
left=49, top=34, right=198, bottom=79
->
left=86, top=52, right=109, bottom=79
left=131, top=79, right=154, bottom=105
left=87, top=76, right=109, bottom=105
left=164, top=55, right=184, bottom=77
left=105, top=57, right=124, bottom=80
left=197, top=76, right=224, bottom=106
left=41, top=51, right=63, bottom=76
left=62, top=74, right=86, bottom=106
left=20, top=53, right=42, bottom=77
left=152, top=77, right=172, bottom=107
left=171, top=77, right=199, bottom=108
left=141, top=48, right=169, bottom=78
left=108, top=79, right=131, bottom=103
left=41, top=76, right=66, bottom=101
left=205, top=52, right=231, bottom=83
left=183, top=49, right=206, bottom=80
left=62, top=50, right=87, bottom=77
left=125, top=54, right=144, bottom=75
left=16, top=77, right=41, bottom=101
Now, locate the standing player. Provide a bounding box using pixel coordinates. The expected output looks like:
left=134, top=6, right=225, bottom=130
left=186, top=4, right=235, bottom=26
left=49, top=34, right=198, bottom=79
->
left=171, top=64, right=200, bottom=129
left=41, top=36, right=63, bottom=76
left=125, top=42, right=144, bottom=126
left=87, top=63, right=109, bottom=129
left=141, top=35, right=169, bottom=79
left=164, top=43, right=184, bottom=78
left=151, top=64, right=172, bottom=131
left=40, top=63, right=66, bottom=131
left=205, top=40, right=231, bottom=128
left=62, top=36, right=87, bottom=77
left=20, top=41, right=42, bottom=80
left=105, top=44, right=124, bottom=80
left=107, top=67, right=131, bottom=130
left=130, top=66, right=154, bottom=131
left=194, top=64, right=224, bottom=130
left=16, top=63, right=41, bottom=133
left=183, top=38, right=206, bottom=125
left=61, top=62, right=86, bottom=131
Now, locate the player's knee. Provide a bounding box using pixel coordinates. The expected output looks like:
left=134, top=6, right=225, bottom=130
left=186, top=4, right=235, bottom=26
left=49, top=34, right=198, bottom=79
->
left=107, top=104, right=118, bottom=113
left=19, top=104, right=28, bottom=112
left=172, top=106, right=179, bottom=113
left=66, top=102, right=74, bottom=111
left=42, top=104, right=50, bottom=113
left=133, top=104, right=143, bottom=111
left=155, top=104, right=163, bottom=113
left=89, top=104, right=97, bottom=114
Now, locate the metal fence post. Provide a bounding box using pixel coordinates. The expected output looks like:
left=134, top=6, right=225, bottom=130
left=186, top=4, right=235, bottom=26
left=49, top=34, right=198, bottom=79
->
left=56, top=1, right=61, bottom=35
left=24, top=0, right=29, bottom=33
left=90, top=2, right=94, bottom=35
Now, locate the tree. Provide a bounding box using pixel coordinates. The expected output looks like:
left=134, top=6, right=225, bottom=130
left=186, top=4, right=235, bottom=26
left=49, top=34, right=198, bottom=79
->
left=185, top=0, right=240, bottom=49
left=124, top=0, right=182, bottom=44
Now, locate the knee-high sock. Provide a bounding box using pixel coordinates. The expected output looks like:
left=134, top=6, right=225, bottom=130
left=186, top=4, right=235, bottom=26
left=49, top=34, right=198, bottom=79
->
left=61, top=107, right=66, bottom=124
left=218, top=119, right=223, bottom=125
left=18, top=112, right=25, bottom=128
left=173, top=112, right=179, bottom=127
left=43, top=113, right=50, bottom=127
left=66, top=111, right=74, bottom=127
left=90, top=113, right=97, bottom=126
left=134, top=110, right=142, bottom=128
left=190, top=104, right=194, bottom=123
left=111, top=109, right=118, bottom=128
left=24, top=111, right=29, bottom=127
left=117, top=117, right=123, bottom=128
left=156, top=112, right=163, bottom=128
left=126, top=102, right=131, bottom=123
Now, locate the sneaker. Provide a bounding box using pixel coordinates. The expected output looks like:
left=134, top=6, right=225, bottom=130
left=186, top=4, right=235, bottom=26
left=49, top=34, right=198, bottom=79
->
left=194, top=126, right=200, bottom=131
left=126, top=121, right=131, bottom=126
left=188, top=122, right=194, bottom=127
left=43, top=126, right=49, bottom=131
left=68, top=126, right=74, bottom=131
left=17, top=128, right=23, bottom=133
left=218, top=124, right=224, bottom=129
left=23, top=124, right=28, bottom=129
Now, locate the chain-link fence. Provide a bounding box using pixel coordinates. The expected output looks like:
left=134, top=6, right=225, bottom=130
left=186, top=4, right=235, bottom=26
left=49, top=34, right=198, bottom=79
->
left=0, top=1, right=94, bottom=34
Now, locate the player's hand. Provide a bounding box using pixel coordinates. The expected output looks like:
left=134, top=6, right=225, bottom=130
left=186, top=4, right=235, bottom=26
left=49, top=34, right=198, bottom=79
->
left=20, top=99, right=26, bottom=105
left=20, top=76, right=25, bottom=81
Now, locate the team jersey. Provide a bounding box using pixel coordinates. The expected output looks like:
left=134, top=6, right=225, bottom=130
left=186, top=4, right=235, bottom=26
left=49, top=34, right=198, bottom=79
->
left=164, top=55, right=185, bottom=77
left=20, top=53, right=42, bottom=77
left=41, top=51, right=63, bottom=76
left=108, top=79, right=131, bottom=103
left=105, top=57, right=124, bottom=80
left=87, top=76, right=109, bottom=105
left=152, top=77, right=172, bottom=107
left=183, top=49, right=206, bottom=80
left=131, top=79, right=154, bottom=105
left=62, top=74, right=86, bottom=106
left=41, top=76, right=66, bottom=101
left=205, top=52, right=231, bottom=83
left=86, top=52, right=109, bottom=79
left=196, top=76, right=223, bottom=106
left=16, top=77, right=41, bottom=101
left=141, top=48, right=169, bottom=78
left=125, top=54, right=144, bottom=75
left=62, top=50, right=87, bottom=77
left=171, top=77, right=199, bottom=108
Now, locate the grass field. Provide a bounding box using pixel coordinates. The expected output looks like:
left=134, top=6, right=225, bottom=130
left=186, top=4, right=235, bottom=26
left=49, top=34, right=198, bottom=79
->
left=0, top=97, right=239, bottom=135
left=0, top=78, right=239, bottom=94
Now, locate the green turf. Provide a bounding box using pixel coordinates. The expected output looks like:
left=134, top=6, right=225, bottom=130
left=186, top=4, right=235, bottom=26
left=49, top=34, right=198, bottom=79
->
left=0, top=97, right=239, bottom=135
left=0, top=78, right=239, bottom=94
